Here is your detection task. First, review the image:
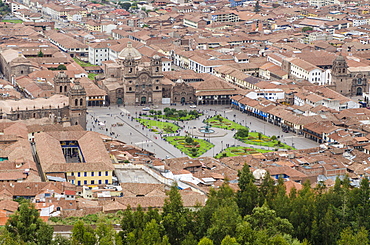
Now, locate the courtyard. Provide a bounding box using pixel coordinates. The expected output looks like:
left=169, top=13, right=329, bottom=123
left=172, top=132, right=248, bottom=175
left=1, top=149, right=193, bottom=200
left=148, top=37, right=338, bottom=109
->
left=86, top=104, right=319, bottom=159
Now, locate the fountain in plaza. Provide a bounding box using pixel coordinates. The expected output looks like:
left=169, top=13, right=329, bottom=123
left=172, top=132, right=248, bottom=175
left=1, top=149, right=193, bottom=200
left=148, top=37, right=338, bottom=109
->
left=199, top=123, right=215, bottom=134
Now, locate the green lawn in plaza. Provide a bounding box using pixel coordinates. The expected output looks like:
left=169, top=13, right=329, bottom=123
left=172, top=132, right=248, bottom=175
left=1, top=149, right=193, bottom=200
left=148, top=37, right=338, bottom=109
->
left=164, top=136, right=214, bottom=158
left=146, top=108, right=202, bottom=121
left=215, top=146, right=272, bottom=158
left=205, top=115, right=247, bottom=130
left=235, top=132, right=294, bottom=150
left=136, top=118, right=179, bottom=133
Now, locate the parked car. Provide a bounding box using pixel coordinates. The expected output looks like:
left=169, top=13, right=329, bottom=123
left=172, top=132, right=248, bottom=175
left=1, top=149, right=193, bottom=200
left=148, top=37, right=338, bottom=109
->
left=189, top=105, right=197, bottom=108
left=142, top=107, right=151, bottom=111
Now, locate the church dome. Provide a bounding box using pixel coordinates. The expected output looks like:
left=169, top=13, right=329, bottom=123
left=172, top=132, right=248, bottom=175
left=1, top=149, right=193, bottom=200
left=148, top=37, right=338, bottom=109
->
left=253, top=169, right=267, bottom=180
left=118, top=41, right=141, bottom=60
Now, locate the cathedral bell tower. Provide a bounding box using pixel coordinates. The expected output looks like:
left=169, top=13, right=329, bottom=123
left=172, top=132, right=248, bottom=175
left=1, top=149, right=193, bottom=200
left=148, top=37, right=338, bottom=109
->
left=331, top=54, right=350, bottom=96
left=68, top=80, right=87, bottom=129
left=150, top=55, right=162, bottom=77
left=54, top=71, right=70, bottom=95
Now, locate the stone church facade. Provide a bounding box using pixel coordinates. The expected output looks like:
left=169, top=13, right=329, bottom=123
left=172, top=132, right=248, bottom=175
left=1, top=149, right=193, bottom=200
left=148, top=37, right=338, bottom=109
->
left=0, top=72, right=87, bottom=129
left=329, top=55, right=369, bottom=97
left=101, top=42, right=195, bottom=106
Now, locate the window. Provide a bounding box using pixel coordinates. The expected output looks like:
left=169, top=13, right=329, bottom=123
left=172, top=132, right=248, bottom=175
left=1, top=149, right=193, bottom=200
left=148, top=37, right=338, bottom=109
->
left=84, top=172, right=87, bottom=177
left=129, top=87, right=132, bottom=91
left=78, top=181, right=81, bottom=186
left=77, top=172, right=81, bottom=177
left=156, top=86, right=159, bottom=90
left=98, top=171, right=101, bottom=176
left=75, top=99, right=78, bottom=106
left=105, top=171, right=109, bottom=176
left=71, top=172, right=74, bottom=176
left=80, top=98, right=83, bottom=106
left=105, top=180, right=109, bottom=184
left=91, top=180, right=95, bottom=184
left=60, top=86, right=63, bottom=93
left=84, top=180, right=87, bottom=185
left=99, top=180, right=102, bottom=184
left=91, top=172, right=94, bottom=177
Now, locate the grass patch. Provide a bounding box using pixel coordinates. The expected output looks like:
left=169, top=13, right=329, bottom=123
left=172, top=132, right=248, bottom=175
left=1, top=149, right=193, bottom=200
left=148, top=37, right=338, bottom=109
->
left=164, top=136, right=214, bottom=158
left=147, top=114, right=201, bottom=121
left=205, top=115, right=247, bottom=130
left=88, top=73, right=98, bottom=80
left=2, top=19, right=23, bottom=23
left=235, top=132, right=294, bottom=150
left=73, top=58, right=99, bottom=67
left=136, top=118, right=179, bottom=133
left=215, top=146, right=272, bottom=159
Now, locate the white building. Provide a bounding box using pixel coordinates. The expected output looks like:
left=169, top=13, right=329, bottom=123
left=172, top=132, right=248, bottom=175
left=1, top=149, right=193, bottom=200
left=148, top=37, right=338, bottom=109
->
left=88, top=42, right=110, bottom=66
left=245, top=89, right=285, bottom=102
left=289, top=58, right=326, bottom=85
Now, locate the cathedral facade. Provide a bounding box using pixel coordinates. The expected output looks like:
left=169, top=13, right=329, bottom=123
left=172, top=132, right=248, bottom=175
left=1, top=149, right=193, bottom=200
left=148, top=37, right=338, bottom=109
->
left=329, top=55, right=369, bottom=97
left=101, top=42, right=195, bottom=106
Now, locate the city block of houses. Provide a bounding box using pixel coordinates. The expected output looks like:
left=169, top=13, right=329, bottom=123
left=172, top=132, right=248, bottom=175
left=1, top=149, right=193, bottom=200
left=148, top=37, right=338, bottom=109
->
left=2, top=0, right=370, bottom=220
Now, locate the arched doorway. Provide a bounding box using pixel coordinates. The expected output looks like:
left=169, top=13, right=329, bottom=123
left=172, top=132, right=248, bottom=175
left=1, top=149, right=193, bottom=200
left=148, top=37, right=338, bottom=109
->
left=141, top=96, right=147, bottom=105
left=181, top=97, right=185, bottom=104
left=357, top=87, right=363, bottom=96
left=117, top=98, right=123, bottom=105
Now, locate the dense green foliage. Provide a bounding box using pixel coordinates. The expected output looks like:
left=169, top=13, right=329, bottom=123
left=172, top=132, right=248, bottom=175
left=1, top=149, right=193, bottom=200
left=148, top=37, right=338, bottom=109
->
left=3, top=167, right=370, bottom=244
left=4, top=202, right=53, bottom=244
left=0, top=1, right=12, bottom=19
left=113, top=167, right=370, bottom=245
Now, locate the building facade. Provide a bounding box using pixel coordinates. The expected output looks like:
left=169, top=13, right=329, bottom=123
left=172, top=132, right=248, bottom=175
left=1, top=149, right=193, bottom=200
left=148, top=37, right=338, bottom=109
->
left=0, top=72, right=87, bottom=129
left=329, top=55, right=369, bottom=97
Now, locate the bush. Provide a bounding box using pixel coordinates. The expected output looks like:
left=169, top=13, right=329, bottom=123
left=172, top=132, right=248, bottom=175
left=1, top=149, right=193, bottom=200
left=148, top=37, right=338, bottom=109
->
left=236, top=128, right=249, bottom=138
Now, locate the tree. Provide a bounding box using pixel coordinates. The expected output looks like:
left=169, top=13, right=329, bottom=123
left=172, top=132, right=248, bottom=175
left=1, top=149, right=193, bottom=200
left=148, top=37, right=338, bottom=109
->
left=198, top=237, right=214, bottom=245
left=258, top=132, right=262, bottom=140
left=189, top=110, right=198, bottom=116
left=138, top=219, right=165, bottom=245
left=178, top=110, right=187, bottom=118
left=71, top=220, right=96, bottom=245
left=337, top=227, right=369, bottom=245
left=245, top=203, right=293, bottom=237
left=221, top=236, right=238, bottom=245
left=236, top=164, right=259, bottom=216
left=162, top=184, right=188, bottom=245
left=302, top=27, right=313, bottom=32
left=57, top=64, right=67, bottom=70
left=207, top=201, right=241, bottom=244
left=185, top=137, right=194, bottom=144
left=254, top=0, right=261, bottom=12
left=120, top=2, right=131, bottom=10
left=37, top=50, right=44, bottom=57
left=235, top=128, right=249, bottom=138
left=96, top=218, right=117, bottom=245
left=51, top=234, right=71, bottom=245
left=6, top=202, right=53, bottom=245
